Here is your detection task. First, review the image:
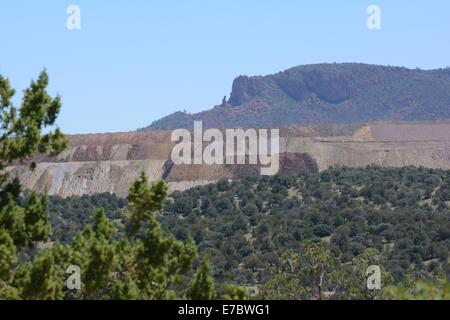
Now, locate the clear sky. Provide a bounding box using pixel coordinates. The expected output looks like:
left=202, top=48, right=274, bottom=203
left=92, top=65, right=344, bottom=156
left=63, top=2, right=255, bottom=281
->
left=0, top=0, right=449, bottom=134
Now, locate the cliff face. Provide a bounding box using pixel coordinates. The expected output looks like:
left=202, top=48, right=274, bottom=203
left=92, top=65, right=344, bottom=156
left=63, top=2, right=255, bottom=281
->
left=8, top=123, right=450, bottom=198
left=143, top=64, right=450, bottom=130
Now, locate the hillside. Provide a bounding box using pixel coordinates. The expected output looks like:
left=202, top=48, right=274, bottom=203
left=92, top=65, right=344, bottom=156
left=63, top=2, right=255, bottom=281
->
left=47, top=167, right=450, bottom=296
left=143, top=63, right=450, bottom=130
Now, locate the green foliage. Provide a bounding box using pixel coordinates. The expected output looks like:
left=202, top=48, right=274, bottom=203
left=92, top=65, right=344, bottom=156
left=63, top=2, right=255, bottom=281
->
left=347, top=248, right=393, bottom=299
left=384, top=278, right=450, bottom=300
left=2, top=70, right=448, bottom=300
left=57, top=173, right=199, bottom=300
left=258, top=244, right=394, bottom=300
left=0, top=70, right=67, bottom=171
left=186, top=257, right=216, bottom=300
left=260, top=243, right=340, bottom=300
left=0, top=70, right=68, bottom=299
left=47, top=166, right=450, bottom=299
left=258, top=249, right=307, bottom=300
left=301, top=242, right=335, bottom=300
left=0, top=72, right=206, bottom=300
left=222, top=284, right=249, bottom=300
left=20, top=250, right=63, bottom=300
left=2, top=169, right=200, bottom=300
left=126, top=172, right=167, bottom=237
left=160, top=167, right=450, bottom=289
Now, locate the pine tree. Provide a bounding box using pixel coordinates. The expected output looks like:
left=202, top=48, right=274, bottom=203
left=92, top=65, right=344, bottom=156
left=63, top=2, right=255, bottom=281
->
left=0, top=72, right=201, bottom=300
left=0, top=70, right=68, bottom=299
left=186, top=257, right=216, bottom=300
left=51, top=172, right=198, bottom=300
left=222, top=284, right=249, bottom=300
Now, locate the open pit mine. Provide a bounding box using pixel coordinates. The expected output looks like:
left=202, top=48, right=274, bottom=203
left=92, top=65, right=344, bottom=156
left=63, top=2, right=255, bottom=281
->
left=8, top=123, right=450, bottom=198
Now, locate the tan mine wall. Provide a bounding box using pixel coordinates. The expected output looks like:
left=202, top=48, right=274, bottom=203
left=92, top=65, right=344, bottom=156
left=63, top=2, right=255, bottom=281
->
left=7, top=125, right=450, bottom=198
left=10, top=160, right=167, bottom=198
left=285, top=137, right=450, bottom=171
left=8, top=132, right=176, bottom=197
left=354, top=123, right=450, bottom=142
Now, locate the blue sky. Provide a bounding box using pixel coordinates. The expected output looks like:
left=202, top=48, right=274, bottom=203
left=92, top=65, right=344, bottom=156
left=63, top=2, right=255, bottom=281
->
left=0, top=0, right=449, bottom=134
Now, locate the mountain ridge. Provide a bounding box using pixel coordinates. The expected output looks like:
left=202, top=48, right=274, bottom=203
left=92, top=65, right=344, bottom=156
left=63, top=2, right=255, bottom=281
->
left=142, top=63, right=450, bottom=130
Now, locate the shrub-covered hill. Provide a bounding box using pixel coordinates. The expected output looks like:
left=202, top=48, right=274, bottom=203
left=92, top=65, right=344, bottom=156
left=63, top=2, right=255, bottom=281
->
left=47, top=166, right=450, bottom=288
left=143, top=63, right=450, bottom=130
